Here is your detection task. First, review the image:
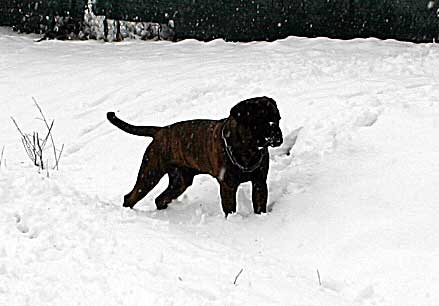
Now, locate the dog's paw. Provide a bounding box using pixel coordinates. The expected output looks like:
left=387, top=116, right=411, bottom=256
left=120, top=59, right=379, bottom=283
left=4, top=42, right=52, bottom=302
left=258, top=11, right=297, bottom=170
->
left=224, top=210, right=237, bottom=219
left=156, top=203, right=168, bottom=210
left=253, top=207, right=267, bottom=214
left=226, top=212, right=244, bottom=222
left=122, top=202, right=134, bottom=209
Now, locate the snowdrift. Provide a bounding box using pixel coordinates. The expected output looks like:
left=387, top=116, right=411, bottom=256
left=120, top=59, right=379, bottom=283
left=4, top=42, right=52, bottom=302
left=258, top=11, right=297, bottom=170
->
left=1, top=27, right=439, bottom=306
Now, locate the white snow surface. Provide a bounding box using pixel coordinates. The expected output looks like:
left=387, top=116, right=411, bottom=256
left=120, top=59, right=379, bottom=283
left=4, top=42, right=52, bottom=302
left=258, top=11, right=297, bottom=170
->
left=1, top=27, right=439, bottom=306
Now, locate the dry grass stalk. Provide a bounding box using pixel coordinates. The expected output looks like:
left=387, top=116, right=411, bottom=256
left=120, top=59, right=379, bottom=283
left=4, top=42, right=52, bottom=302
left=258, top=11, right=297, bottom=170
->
left=0, top=145, right=4, bottom=167
left=10, top=98, right=64, bottom=170
left=32, top=97, right=63, bottom=170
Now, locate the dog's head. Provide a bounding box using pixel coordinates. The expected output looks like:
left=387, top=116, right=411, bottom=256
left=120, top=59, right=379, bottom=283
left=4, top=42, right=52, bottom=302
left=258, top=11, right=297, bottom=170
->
left=230, top=96, right=283, bottom=148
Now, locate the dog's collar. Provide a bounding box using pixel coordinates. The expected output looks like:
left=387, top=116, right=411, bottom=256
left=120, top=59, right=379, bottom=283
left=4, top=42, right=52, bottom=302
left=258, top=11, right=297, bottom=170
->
left=221, top=121, right=266, bottom=173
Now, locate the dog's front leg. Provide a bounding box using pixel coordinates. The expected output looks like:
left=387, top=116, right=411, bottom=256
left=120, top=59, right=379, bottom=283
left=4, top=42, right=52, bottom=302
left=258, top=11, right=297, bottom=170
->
left=252, top=180, right=268, bottom=214
left=219, top=182, right=238, bottom=218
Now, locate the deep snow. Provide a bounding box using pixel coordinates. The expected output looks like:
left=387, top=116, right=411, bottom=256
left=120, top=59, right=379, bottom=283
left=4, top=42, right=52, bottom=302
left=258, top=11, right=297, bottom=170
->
left=1, top=27, right=439, bottom=306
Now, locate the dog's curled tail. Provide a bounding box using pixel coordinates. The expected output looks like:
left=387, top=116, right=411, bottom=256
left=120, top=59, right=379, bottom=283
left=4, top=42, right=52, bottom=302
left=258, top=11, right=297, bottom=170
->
left=107, top=112, right=160, bottom=137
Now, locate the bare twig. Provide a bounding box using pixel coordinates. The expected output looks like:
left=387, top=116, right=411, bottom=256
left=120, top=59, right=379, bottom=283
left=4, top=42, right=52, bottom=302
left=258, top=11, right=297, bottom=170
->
left=21, top=134, right=36, bottom=165
left=12, top=117, right=39, bottom=167
left=32, top=133, right=37, bottom=166
left=317, top=269, right=322, bottom=286
left=233, top=268, right=244, bottom=285
left=53, top=144, right=64, bottom=170
left=11, top=116, right=26, bottom=138
left=0, top=145, right=5, bottom=167
left=36, top=132, right=44, bottom=169
left=11, top=99, right=63, bottom=170
left=40, top=120, right=54, bottom=150
left=32, top=97, right=61, bottom=170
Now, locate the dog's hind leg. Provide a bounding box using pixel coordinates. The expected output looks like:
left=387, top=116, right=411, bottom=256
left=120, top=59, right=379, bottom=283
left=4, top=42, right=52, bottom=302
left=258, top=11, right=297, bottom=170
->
left=155, top=167, right=196, bottom=209
left=123, top=149, right=165, bottom=209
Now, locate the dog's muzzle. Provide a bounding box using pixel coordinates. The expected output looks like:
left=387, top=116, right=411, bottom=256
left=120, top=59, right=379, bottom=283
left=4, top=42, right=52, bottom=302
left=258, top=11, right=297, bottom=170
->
left=267, top=135, right=283, bottom=147
left=266, top=123, right=283, bottom=147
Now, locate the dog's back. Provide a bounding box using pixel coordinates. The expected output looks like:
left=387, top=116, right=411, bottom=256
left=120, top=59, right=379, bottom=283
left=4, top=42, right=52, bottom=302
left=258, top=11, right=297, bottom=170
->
left=107, top=113, right=225, bottom=175
left=152, top=119, right=225, bottom=175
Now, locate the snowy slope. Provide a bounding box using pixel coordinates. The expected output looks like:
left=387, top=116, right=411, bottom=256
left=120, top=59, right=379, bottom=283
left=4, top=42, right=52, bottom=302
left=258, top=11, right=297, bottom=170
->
left=1, top=27, right=439, bottom=306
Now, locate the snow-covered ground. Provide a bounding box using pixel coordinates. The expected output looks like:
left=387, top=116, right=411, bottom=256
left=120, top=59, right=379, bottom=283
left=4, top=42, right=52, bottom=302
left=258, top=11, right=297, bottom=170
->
left=1, top=27, right=439, bottom=306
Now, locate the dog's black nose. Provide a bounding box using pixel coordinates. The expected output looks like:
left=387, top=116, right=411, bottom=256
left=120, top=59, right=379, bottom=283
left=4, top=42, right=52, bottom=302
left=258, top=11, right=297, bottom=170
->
left=269, top=127, right=283, bottom=147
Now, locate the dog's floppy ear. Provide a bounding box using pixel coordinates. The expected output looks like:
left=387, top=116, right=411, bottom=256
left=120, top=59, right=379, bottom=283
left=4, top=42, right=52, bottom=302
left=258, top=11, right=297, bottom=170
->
left=230, top=100, right=252, bottom=124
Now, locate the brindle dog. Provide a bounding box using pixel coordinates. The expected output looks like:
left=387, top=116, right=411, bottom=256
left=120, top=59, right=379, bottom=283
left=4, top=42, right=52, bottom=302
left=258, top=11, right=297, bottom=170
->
left=107, top=96, right=283, bottom=217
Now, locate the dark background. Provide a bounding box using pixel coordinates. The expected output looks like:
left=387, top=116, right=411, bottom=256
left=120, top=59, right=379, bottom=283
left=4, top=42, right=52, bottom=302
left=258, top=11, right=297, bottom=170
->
left=1, top=0, right=438, bottom=42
